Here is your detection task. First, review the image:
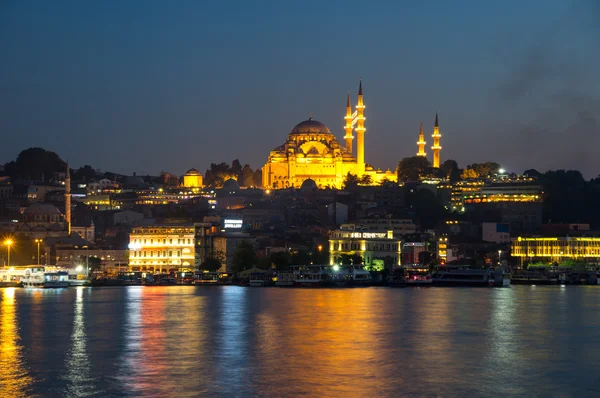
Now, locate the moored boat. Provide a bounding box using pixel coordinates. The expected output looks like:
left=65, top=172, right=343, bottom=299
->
left=22, top=267, right=70, bottom=288
left=433, top=266, right=509, bottom=287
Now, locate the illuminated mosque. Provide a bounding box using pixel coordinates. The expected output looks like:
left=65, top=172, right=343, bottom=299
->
left=262, top=81, right=398, bottom=189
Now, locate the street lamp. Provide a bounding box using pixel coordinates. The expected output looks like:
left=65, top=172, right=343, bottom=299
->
left=34, top=239, right=42, bottom=265
left=4, top=239, right=13, bottom=268
left=498, top=250, right=502, bottom=265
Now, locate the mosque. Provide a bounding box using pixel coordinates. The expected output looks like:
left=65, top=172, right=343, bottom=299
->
left=262, top=82, right=398, bottom=189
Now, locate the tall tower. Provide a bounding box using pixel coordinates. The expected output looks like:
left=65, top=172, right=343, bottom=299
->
left=355, top=80, right=366, bottom=174
left=344, top=92, right=354, bottom=154
left=416, top=122, right=426, bottom=157
left=431, top=113, right=442, bottom=168
left=65, top=161, right=72, bottom=235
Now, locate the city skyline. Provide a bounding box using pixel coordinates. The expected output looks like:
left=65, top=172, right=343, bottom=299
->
left=1, top=1, right=599, bottom=177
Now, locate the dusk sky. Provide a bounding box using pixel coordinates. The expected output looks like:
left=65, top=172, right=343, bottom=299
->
left=1, top=1, right=598, bottom=177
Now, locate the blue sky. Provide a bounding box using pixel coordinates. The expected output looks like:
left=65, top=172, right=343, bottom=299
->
left=1, top=0, right=598, bottom=177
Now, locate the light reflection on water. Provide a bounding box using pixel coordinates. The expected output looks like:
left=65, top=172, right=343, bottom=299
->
left=1, top=286, right=600, bottom=397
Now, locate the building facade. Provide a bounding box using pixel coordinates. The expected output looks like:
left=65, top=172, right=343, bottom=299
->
left=262, top=82, right=396, bottom=189
left=511, top=236, right=600, bottom=264
left=329, top=224, right=402, bottom=269
left=128, top=225, right=195, bottom=272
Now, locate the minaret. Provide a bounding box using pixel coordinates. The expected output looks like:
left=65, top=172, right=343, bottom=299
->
left=431, top=113, right=442, bottom=168
left=343, top=92, right=354, bottom=154
left=416, top=122, right=426, bottom=157
left=355, top=80, right=366, bottom=173
left=65, top=161, right=72, bottom=235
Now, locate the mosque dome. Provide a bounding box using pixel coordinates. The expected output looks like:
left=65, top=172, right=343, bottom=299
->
left=222, top=178, right=240, bottom=191
left=289, top=118, right=332, bottom=136
left=185, top=168, right=201, bottom=176
left=24, top=202, right=61, bottom=216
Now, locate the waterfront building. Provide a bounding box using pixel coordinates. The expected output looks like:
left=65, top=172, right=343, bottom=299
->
left=511, top=236, right=600, bottom=264
left=128, top=225, right=195, bottom=272
left=262, top=81, right=397, bottom=189
left=182, top=168, right=204, bottom=188
left=329, top=224, right=402, bottom=269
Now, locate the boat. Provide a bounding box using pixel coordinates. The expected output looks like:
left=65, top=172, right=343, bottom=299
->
left=22, top=267, right=70, bottom=288
left=405, top=266, right=433, bottom=286
left=248, top=272, right=270, bottom=287
left=0, top=268, right=22, bottom=287
left=274, top=271, right=295, bottom=287
left=292, top=265, right=324, bottom=287
left=433, top=266, right=510, bottom=287
left=388, top=268, right=407, bottom=287
left=194, top=272, right=233, bottom=285
left=510, top=269, right=563, bottom=285
left=328, top=265, right=372, bottom=287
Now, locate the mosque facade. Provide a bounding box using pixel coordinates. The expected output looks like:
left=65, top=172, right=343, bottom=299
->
left=262, top=82, right=397, bottom=189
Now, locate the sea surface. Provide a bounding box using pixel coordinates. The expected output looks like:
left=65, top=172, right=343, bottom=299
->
left=1, top=286, right=600, bottom=397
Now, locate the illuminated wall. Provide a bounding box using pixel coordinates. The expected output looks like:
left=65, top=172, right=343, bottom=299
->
left=128, top=226, right=195, bottom=271
left=511, top=237, right=600, bottom=263
left=328, top=229, right=401, bottom=268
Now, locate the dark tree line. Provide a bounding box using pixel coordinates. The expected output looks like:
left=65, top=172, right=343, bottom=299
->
left=204, top=159, right=261, bottom=187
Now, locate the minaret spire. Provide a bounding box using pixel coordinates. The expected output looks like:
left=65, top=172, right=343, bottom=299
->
left=65, top=160, right=72, bottom=235
left=417, top=122, right=426, bottom=157
left=344, top=91, right=354, bottom=154
left=355, top=80, right=366, bottom=174
left=431, top=113, right=442, bottom=168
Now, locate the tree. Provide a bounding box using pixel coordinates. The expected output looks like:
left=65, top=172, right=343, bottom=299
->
left=463, top=162, right=501, bottom=179
left=461, top=168, right=478, bottom=180
left=231, top=159, right=243, bottom=178
left=87, top=257, right=103, bottom=272
left=3, top=147, right=65, bottom=183
left=359, top=174, right=373, bottom=185
left=231, top=240, right=257, bottom=273
left=397, top=156, right=431, bottom=182
left=73, top=165, right=97, bottom=182
left=270, top=251, right=290, bottom=270
left=240, top=164, right=255, bottom=187
left=290, top=249, right=311, bottom=265
left=200, top=257, right=222, bottom=272
left=253, top=169, right=262, bottom=187
left=440, top=159, right=461, bottom=182
left=351, top=253, right=363, bottom=265
left=342, top=172, right=360, bottom=190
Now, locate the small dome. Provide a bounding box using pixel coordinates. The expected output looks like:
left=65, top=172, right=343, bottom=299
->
left=222, top=179, right=240, bottom=191
left=24, top=203, right=61, bottom=216
left=300, top=178, right=318, bottom=191
left=290, top=118, right=332, bottom=136
left=185, top=168, right=201, bottom=176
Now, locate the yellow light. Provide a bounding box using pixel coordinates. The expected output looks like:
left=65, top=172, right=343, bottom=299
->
left=4, top=239, right=12, bottom=246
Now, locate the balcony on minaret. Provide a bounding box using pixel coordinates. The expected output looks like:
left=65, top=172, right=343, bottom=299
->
left=431, top=145, right=442, bottom=150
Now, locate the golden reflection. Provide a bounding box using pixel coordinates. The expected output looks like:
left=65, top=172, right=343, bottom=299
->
left=64, top=287, right=93, bottom=396
left=121, top=287, right=169, bottom=395
left=0, top=288, right=33, bottom=396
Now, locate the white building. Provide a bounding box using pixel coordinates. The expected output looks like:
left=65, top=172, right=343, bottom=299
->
left=329, top=224, right=402, bottom=270
left=128, top=225, right=195, bottom=272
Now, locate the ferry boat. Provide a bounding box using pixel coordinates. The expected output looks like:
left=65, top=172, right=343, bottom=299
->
left=248, top=272, right=270, bottom=287
left=433, top=266, right=510, bottom=287
left=292, top=265, right=324, bottom=287
left=274, top=271, right=295, bottom=287
left=194, top=272, right=233, bottom=285
left=22, top=267, right=70, bottom=288
left=511, top=269, right=564, bottom=285
left=0, top=268, right=22, bottom=287
left=405, top=266, right=433, bottom=286
left=327, top=265, right=372, bottom=287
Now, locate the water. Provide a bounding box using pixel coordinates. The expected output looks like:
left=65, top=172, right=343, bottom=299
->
left=1, top=286, right=600, bottom=397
